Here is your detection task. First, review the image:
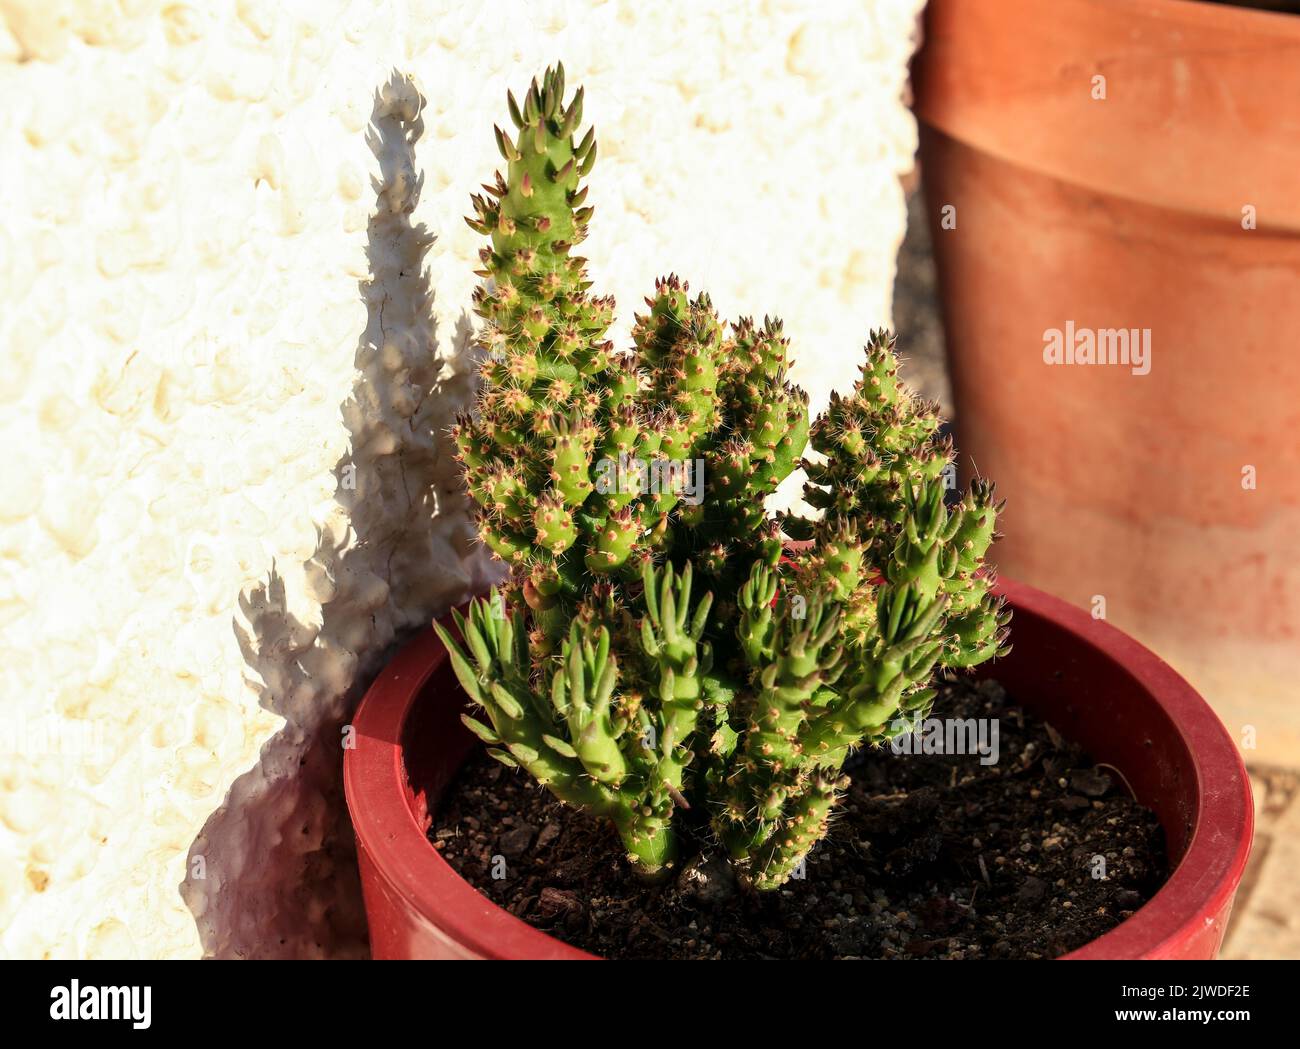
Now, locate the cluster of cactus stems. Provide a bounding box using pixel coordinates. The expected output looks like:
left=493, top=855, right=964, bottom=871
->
left=439, top=66, right=1010, bottom=890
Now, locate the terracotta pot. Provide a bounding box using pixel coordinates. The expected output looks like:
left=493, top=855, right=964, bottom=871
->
left=343, top=578, right=1253, bottom=960
left=912, top=0, right=1300, bottom=766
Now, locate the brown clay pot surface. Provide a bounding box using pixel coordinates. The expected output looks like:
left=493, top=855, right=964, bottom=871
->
left=913, top=0, right=1300, bottom=763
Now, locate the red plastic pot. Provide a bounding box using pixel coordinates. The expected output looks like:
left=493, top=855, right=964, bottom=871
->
left=344, top=578, right=1253, bottom=960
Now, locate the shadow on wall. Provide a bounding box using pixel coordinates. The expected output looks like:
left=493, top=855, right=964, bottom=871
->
left=181, top=73, right=491, bottom=958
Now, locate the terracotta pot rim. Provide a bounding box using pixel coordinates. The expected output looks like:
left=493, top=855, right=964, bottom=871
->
left=345, top=578, right=1253, bottom=960
left=913, top=0, right=1300, bottom=230
left=1149, top=0, right=1300, bottom=30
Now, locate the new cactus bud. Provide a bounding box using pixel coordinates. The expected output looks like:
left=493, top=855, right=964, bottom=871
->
left=585, top=507, right=640, bottom=573
left=714, top=437, right=755, bottom=495
left=809, top=522, right=867, bottom=601
left=479, top=516, right=530, bottom=565
left=549, top=413, right=595, bottom=505
left=533, top=493, right=578, bottom=554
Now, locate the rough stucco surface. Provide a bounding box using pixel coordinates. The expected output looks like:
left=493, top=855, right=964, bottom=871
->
left=0, top=0, right=924, bottom=958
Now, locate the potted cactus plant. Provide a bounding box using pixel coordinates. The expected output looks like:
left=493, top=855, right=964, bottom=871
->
left=443, top=64, right=1008, bottom=889
left=344, top=67, right=1253, bottom=960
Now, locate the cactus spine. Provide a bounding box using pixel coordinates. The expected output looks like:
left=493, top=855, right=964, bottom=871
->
left=439, top=67, right=1009, bottom=888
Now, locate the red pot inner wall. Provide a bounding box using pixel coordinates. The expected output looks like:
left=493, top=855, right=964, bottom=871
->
left=400, top=653, right=475, bottom=842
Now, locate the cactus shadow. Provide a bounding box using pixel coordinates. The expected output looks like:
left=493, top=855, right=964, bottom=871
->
left=180, top=72, right=488, bottom=958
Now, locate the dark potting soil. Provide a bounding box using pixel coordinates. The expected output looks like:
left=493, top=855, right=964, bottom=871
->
left=430, top=677, right=1167, bottom=959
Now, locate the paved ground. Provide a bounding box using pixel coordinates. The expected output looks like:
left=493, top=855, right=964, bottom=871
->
left=895, top=184, right=1296, bottom=961
left=1221, top=768, right=1300, bottom=959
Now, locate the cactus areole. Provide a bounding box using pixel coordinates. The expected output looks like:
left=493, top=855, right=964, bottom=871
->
left=439, top=67, right=1009, bottom=890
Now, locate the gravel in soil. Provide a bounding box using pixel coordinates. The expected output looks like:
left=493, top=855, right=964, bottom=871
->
left=431, top=677, right=1167, bottom=959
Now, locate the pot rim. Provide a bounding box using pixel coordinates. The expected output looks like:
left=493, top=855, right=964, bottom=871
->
left=912, top=0, right=1300, bottom=231
left=345, top=577, right=1253, bottom=960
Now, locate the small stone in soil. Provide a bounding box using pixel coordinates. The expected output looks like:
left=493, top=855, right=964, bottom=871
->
left=1113, top=888, right=1144, bottom=910
left=538, top=887, right=583, bottom=920
left=1017, top=876, right=1048, bottom=904
left=676, top=853, right=739, bottom=907
left=1069, top=767, right=1113, bottom=798
left=496, top=824, right=535, bottom=858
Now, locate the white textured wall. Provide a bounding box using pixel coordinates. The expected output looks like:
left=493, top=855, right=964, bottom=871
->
left=0, top=0, right=924, bottom=958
